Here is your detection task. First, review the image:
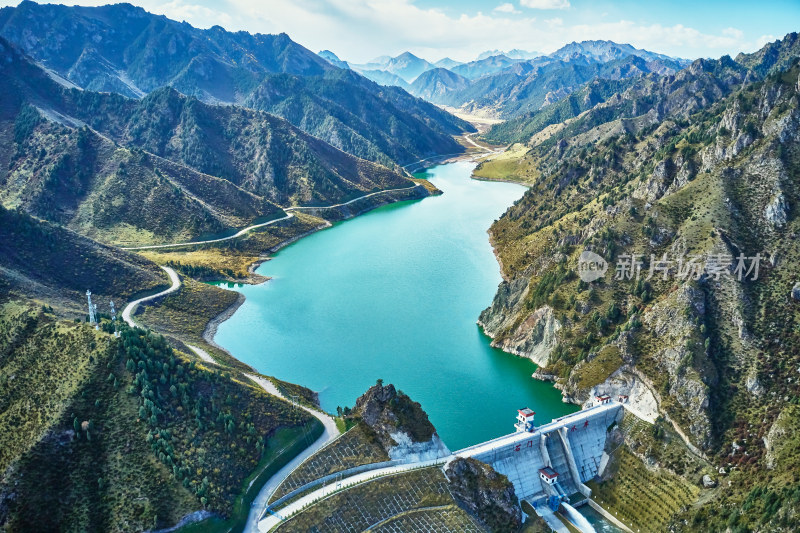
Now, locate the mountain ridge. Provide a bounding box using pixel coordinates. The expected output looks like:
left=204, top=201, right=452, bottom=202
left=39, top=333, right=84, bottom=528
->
left=0, top=1, right=473, bottom=166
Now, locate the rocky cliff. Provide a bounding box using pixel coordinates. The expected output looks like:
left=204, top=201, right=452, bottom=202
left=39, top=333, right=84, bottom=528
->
left=444, top=457, right=522, bottom=532
left=354, top=382, right=450, bottom=461
left=476, top=33, right=800, bottom=530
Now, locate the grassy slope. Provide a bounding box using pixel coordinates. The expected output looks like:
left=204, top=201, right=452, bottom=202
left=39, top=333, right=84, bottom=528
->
left=0, top=300, right=315, bottom=531
left=0, top=203, right=166, bottom=318
left=480, top=58, right=800, bottom=530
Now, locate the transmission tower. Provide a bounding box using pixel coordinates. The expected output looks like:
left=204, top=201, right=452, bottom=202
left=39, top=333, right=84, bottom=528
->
left=86, top=290, right=98, bottom=330
left=110, top=300, right=119, bottom=337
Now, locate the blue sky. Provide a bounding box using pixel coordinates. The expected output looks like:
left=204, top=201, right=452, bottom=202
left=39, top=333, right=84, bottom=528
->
left=3, top=0, right=798, bottom=62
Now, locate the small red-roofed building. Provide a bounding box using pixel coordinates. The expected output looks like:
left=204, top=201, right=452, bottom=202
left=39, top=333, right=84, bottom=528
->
left=539, top=466, right=559, bottom=485
left=515, top=407, right=536, bottom=432
left=593, top=395, right=611, bottom=406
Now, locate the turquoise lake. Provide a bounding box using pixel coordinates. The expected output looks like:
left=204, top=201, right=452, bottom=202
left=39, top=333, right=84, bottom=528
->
left=213, top=161, right=576, bottom=451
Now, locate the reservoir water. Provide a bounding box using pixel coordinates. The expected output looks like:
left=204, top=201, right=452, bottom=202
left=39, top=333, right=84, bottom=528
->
left=213, top=161, right=576, bottom=450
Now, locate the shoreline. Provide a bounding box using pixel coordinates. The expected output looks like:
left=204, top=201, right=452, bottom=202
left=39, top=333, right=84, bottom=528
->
left=202, top=291, right=246, bottom=353
left=198, top=142, right=507, bottom=382
left=469, top=173, right=533, bottom=187
left=199, top=187, right=430, bottom=354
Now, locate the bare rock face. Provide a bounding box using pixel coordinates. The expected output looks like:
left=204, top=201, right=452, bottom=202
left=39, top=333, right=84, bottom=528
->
left=763, top=406, right=799, bottom=470
left=445, top=457, right=522, bottom=532
left=479, top=277, right=561, bottom=367
left=641, top=284, right=713, bottom=447
left=765, top=193, right=789, bottom=227
left=791, top=282, right=800, bottom=301
left=354, top=382, right=447, bottom=459
left=566, top=366, right=659, bottom=423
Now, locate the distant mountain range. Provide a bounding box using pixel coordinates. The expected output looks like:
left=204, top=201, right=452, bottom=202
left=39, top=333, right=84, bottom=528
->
left=0, top=37, right=421, bottom=246
left=324, top=41, right=690, bottom=118
left=477, top=49, right=541, bottom=61
left=0, top=1, right=473, bottom=167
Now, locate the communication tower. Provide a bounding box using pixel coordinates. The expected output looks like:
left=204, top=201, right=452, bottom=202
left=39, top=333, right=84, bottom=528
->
left=86, top=290, right=98, bottom=330
left=110, top=300, right=120, bottom=337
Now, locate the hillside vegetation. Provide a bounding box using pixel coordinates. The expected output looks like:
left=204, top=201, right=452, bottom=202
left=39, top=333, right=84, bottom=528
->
left=0, top=37, right=433, bottom=247
left=0, top=302, right=316, bottom=531
left=477, top=34, right=800, bottom=530
left=0, top=1, right=473, bottom=167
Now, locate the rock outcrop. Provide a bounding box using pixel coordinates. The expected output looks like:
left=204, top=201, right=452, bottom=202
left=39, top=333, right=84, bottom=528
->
left=791, top=282, right=800, bottom=301
left=445, top=457, right=522, bottom=532
left=478, top=277, right=560, bottom=367
left=354, top=382, right=449, bottom=460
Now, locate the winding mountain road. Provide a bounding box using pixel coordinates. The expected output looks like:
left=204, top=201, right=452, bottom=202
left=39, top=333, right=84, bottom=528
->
left=120, top=264, right=341, bottom=533
left=243, top=375, right=341, bottom=533
left=121, top=265, right=181, bottom=327
left=120, top=184, right=423, bottom=251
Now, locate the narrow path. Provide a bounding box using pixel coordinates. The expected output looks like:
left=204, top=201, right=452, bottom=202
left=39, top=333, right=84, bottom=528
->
left=121, top=265, right=180, bottom=327
left=244, top=374, right=340, bottom=533
left=120, top=184, right=423, bottom=251
left=120, top=264, right=341, bottom=533
left=120, top=214, right=294, bottom=251
left=186, top=344, right=216, bottom=364
left=286, top=184, right=421, bottom=211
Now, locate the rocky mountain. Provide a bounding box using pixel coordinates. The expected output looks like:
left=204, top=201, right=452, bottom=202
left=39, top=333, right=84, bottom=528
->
left=550, top=39, right=688, bottom=65
left=423, top=54, right=675, bottom=119
left=0, top=37, right=428, bottom=247
left=505, top=49, right=542, bottom=60
left=482, top=77, right=637, bottom=144
left=409, top=67, right=471, bottom=101
left=354, top=68, right=411, bottom=90
left=318, top=49, right=350, bottom=69
left=241, top=68, right=471, bottom=167
left=451, top=54, right=524, bottom=80
left=382, top=51, right=434, bottom=82
left=486, top=34, right=800, bottom=145
left=0, top=1, right=334, bottom=98
left=434, top=57, right=463, bottom=69
left=0, top=1, right=473, bottom=167
left=444, top=458, right=522, bottom=531
left=410, top=43, right=687, bottom=118
left=475, top=32, right=800, bottom=530
left=348, top=51, right=435, bottom=84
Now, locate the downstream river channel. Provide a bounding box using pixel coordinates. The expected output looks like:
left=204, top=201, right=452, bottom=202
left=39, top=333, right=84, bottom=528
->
left=214, top=161, right=576, bottom=450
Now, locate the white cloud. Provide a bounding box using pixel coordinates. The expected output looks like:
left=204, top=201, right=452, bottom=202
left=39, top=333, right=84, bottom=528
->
left=493, top=3, right=520, bottom=14
left=0, top=0, right=772, bottom=63
left=754, top=34, right=777, bottom=49
left=520, top=0, right=570, bottom=10
left=722, top=27, right=743, bottom=39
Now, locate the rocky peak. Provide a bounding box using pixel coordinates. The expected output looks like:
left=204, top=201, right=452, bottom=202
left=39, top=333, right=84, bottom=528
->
left=354, top=381, right=441, bottom=455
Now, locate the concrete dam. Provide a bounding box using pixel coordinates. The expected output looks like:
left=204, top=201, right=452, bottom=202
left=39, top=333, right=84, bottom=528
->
left=258, top=399, right=627, bottom=532
left=457, top=399, right=624, bottom=531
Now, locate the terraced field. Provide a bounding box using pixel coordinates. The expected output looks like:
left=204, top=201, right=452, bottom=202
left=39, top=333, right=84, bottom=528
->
left=271, top=422, right=389, bottom=501
left=273, top=467, right=468, bottom=532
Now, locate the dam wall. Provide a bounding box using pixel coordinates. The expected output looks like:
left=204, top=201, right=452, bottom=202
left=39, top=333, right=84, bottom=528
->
left=457, top=402, right=623, bottom=504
